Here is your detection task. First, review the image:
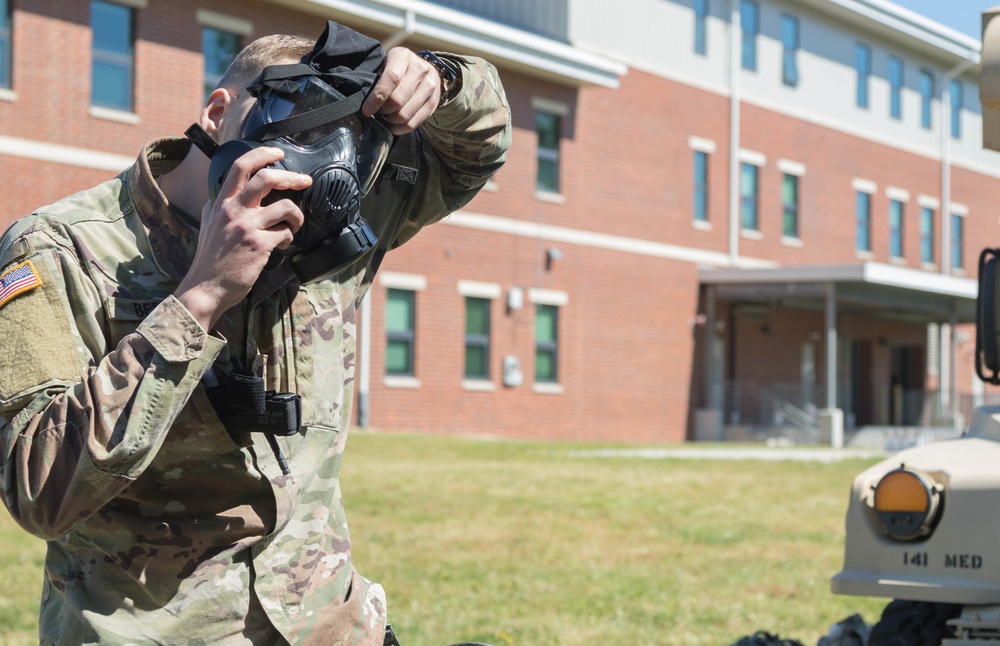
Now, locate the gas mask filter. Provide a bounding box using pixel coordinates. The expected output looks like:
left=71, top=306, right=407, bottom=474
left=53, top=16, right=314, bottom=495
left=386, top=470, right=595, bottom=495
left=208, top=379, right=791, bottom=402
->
left=186, top=21, right=392, bottom=284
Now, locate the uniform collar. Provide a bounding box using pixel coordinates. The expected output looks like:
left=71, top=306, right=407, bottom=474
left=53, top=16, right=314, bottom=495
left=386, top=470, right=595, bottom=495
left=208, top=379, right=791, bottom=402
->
left=128, top=138, right=201, bottom=284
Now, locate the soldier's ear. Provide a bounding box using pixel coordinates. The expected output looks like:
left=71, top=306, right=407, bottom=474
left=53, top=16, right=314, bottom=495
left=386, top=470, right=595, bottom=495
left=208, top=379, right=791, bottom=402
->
left=200, top=88, right=236, bottom=143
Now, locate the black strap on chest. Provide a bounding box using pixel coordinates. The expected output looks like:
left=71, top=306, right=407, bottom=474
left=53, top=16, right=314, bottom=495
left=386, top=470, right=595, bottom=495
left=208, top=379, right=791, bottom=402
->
left=206, top=358, right=300, bottom=475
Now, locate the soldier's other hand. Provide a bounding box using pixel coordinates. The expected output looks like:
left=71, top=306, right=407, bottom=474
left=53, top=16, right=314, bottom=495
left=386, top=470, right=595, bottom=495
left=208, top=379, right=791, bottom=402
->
left=362, top=47, right=442, bottom=135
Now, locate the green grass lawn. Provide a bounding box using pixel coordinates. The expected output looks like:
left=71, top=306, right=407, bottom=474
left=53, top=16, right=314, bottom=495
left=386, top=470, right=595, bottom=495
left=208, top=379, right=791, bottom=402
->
left=0, top=433, right=888, bottom=645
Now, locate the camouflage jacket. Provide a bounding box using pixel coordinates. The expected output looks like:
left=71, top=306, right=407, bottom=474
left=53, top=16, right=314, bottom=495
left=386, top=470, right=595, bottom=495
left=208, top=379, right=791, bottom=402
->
left=0, top=55, right=509, bottom=646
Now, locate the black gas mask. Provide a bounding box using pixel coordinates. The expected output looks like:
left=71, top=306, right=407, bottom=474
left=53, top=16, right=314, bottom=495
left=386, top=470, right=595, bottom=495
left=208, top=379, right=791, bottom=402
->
left=186, top=21, right=392, bottom=284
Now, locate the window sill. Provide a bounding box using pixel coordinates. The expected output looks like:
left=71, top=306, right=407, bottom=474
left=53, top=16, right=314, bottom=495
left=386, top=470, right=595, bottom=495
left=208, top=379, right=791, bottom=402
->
left=854, top=250, right=874, bottom=261
left=692, top=219, right=712, bottom=232
left=740, top=229, right=763, bottom=241
left=462, top=379, right=496, bottom=392
left=90, top=106, right=140, bottom=125
left=921, top=262, right=938, bottom=271
left=950, top=267, right=967, bottom=277
left=535, top=190, right=566, bottom=204
left=890, top=257, right=907, bottom=266
left=384, top=375, right=421, bottom=389
left=482, top=179, right=499, bottom=192
left=780, top=235, right=803, bottom=248
left=533, top=382, right=564, bottom=395
left=0, top=88, right=16, bottom=103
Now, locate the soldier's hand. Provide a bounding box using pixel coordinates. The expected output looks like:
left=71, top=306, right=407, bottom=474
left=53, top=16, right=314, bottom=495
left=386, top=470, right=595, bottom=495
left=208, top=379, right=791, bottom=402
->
left=362, top=47, right=443, bottom=135
left=175, top=146, right=309, bottom=331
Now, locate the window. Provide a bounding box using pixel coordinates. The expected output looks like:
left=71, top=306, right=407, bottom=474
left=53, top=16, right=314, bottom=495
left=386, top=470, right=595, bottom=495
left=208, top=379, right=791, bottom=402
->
left=740, top=0, right=758, bottom=71
left=781, top=14, right=799, bottom=87
left=0, top=0, right=10, bottom=90
left=856, top=191, right=872, bottom=252
left=385, top=289, right=416, bottom=376
left=536, top=111, right=561, bottom=193
left=888, top=55, right=903, bottom=120
left=203, top=27, right=240, bottom=101
left=855, top=43, right=871, bottom=109
left=693, top=150, right=709, bottom=222
left=464, top=297, right=491, bottom=380
left=951, top=213, right=964, bottom=270
left=535, top=304, right=559, bottom=383
left=694, top=0, right=708, bottom=56
left=91, top=0, right=134, bottom=112
left=740, top=163, right=759, bottom=231
left=920, top=206, right=934, bottom=264
left=950, top=79, right=963, bottom=139
left=782, top=174, right=799, bottom=238
left=919, top=69, right=934, bottom=130
left=889, top=199, right=904, bottom=258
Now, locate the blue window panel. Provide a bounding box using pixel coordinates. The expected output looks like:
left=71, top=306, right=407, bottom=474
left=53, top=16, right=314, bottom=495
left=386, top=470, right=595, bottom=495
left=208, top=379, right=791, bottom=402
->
left=781, top=14, right=799, bottom=87
left=694, top=150, right=709, bottom=222
left=856, top=192, right=871, bottom=252
left=90, top=0, right=133, bottom=111
left=950, top=79, right=963, bottom=139
left=740, top=0, right=758, bottom=71
left=855, top=43, right=871, bottom=109
left=888, top=55, right=903, bottom=120
left=740, top=163, right=759, bottom=231
left=919, top=70, right=934, bottom=130
left=920, top=206, right=934, bottom=264
left=889, top=200, right=904, bottom=258
left=0, top=0, right=10, bottom=89
left=951, top=214, right=964, bottom=269
left=694, top=0, right=708, bottom=55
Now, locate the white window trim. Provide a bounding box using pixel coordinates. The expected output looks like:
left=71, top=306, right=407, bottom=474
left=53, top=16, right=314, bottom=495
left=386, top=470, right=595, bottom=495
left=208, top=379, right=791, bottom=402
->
left=90, top=106, right=140, bottom=124
left=531, top=96, right=569, bottom=117
left=196, top=9, right=253, bottom=35
left=384, top=376, right=421, bottom=389
left=535, top=190, right=566, bottom=204
left=950, top=202, right=969, bottom=217
left=458, top=280, right=501, bottom=299
left=693, top=220, right=713, bottom=232
left=739, top=149, right=767, bottom=166
left=852, top=178, right=877, bottom=194
left=741, top=229, right=764, bottom=240
left=102, top=0, right=147, bottom=8
left=379, top=271, right=427, bottom=291
left=781, top=236, right=803, bottom=248
left=886, top=186, right=910, bottom=202
left=918, top=195, right=940, bottom=209
left=528, top=288, right=569, bottom=307
left=0, top=88, right=16, bottom=102
left=533, top=383, right=565, bottom=395
left=462, top=379, right=497, bottom=392
left=688, top=136, right=716, bottom=154
left=777, top=159, right=806, bottom=176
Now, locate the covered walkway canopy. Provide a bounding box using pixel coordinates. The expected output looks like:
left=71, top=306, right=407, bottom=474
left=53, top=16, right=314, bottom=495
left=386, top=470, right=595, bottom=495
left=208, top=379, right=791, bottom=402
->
left=698, top=262, right=978, bottom=446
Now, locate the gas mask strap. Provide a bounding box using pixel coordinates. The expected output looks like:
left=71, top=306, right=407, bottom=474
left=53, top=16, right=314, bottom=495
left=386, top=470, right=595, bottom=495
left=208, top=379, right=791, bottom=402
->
left=245, top=90, right=367, bottom=142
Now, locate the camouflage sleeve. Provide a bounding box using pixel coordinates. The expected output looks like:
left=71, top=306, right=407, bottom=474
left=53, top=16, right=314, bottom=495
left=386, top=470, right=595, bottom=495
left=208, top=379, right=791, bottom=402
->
left=0, top=241, right=224, bottom=540
left=392, top=53, right=512, bottom=247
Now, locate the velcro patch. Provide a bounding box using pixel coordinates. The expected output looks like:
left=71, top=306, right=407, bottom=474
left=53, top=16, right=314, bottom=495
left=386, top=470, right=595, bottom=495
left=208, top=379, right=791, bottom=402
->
left=0, top=260, right=42, bottom=308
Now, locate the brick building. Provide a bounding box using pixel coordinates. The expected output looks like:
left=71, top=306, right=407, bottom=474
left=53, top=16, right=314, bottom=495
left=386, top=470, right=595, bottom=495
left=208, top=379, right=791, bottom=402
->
left=1, top=0, right=997, bottom=444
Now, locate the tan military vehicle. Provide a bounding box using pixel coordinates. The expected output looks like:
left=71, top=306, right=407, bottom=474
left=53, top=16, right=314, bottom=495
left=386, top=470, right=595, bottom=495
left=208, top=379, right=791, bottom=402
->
left=829, top=10, right=1000, bottom=643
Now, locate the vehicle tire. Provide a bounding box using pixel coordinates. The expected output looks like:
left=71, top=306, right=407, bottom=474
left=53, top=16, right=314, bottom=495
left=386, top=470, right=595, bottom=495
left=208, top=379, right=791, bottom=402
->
left=867, top=600, right=962, bottom=646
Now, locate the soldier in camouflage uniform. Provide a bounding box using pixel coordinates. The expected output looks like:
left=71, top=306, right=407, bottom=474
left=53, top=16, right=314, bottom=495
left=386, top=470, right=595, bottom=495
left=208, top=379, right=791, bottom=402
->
left=0, top=23, right=510, bottom=646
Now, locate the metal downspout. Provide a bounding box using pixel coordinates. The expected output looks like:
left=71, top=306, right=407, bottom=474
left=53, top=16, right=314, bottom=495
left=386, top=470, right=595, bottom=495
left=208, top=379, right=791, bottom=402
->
left=381, top=9, right=416, bottom=50
left=728, top=0, right=742, bottom=265
left=939, top=58, right=976, bottom=424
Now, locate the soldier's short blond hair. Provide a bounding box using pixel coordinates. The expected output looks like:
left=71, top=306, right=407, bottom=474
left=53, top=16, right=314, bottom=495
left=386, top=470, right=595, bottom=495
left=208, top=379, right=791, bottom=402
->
left=217, top=34, right=316, bottom=96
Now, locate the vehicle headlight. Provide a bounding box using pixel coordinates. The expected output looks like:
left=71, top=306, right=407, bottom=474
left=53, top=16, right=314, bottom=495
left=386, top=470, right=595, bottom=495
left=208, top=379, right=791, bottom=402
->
left=872, top=467, right=942, bottom=541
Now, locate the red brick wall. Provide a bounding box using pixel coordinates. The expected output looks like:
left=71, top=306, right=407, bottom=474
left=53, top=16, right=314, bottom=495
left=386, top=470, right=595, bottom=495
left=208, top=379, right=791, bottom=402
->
left=3, top=3, right=999, bottom=443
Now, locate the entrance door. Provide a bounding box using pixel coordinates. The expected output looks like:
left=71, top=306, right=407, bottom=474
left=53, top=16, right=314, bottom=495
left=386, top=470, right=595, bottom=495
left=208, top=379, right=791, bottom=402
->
left=890, top=345, right=926, bottom=426
left=851, top=340, right=875, bottom=427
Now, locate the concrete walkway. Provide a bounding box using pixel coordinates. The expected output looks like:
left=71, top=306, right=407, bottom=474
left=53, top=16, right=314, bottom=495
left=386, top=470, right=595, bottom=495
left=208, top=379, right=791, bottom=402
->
left=568, top=446, right=889, bottom=462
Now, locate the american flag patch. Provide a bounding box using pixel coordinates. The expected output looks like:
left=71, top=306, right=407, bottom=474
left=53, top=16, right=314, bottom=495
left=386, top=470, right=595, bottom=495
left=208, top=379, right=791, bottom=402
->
left=0, top=260, right=43, bottom=308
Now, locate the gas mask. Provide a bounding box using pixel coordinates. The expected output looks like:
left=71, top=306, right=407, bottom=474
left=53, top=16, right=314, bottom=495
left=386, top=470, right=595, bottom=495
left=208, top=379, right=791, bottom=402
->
left=186, top=21, right=392, bottom=284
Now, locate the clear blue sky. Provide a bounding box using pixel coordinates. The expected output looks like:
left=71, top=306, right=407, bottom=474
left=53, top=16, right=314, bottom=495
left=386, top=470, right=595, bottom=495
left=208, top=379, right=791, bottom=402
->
left=890, top=0, right=998, bottom=40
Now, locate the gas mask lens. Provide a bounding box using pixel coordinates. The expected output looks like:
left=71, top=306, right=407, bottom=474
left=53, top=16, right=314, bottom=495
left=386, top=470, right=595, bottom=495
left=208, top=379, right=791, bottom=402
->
left=241, top=76, right=392, bottom=196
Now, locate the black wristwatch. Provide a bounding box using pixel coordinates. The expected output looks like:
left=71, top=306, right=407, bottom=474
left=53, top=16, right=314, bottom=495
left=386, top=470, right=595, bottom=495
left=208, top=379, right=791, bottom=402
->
left=416, top=50, right=459, bottom=104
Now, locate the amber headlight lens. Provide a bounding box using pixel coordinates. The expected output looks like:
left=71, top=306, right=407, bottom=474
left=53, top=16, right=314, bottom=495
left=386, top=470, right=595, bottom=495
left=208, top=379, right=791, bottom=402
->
left=872, top=467, right=941, bottom=541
